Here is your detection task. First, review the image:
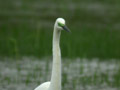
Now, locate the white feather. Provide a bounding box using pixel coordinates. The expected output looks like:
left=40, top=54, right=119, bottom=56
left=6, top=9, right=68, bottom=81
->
left=34, top=82, right=50, bottom=90
left=34, top=18, right=66, bottom=90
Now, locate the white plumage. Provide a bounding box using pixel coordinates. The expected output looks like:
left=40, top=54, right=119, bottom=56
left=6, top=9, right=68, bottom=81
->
left=34, top=18, right=70, bottom=90
left=35, top=82, right=50, bottom=90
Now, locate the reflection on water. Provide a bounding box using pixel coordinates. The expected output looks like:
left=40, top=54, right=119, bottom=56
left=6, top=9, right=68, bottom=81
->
left=0, top=57, right=120, bottom=90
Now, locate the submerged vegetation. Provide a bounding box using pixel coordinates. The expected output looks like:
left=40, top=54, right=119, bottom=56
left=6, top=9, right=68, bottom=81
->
left=0, top=57, right=120, bottom=90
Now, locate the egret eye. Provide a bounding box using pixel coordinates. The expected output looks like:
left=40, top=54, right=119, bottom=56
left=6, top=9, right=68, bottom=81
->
left=58, top=22, right=65, bottom=27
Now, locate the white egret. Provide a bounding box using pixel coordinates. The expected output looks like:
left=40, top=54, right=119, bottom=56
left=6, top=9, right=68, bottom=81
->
left=34, top=18, right=70, bottom=90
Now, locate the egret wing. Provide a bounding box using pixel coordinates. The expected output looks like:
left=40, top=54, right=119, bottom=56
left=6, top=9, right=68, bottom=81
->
left=34, top=81, right=50, bottom=90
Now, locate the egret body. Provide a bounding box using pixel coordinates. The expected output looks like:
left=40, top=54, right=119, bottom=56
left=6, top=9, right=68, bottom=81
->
left=34, top=18, right=70, bottom=90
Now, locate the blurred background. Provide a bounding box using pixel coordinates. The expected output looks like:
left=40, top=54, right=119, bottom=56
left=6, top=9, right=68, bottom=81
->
left=0, top=0, right=120, bottom=90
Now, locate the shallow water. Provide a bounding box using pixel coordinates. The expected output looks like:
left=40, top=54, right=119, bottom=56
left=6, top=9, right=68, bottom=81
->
left=0, top=57, right=120, bottom=90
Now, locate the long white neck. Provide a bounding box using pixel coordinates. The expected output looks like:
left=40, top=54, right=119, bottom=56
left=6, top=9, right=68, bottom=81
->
left=49, top=23, right=61, bottom=90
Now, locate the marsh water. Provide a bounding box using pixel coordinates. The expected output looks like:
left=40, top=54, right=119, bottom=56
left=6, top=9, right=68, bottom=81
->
left=0, top=57, right=120, bottom=90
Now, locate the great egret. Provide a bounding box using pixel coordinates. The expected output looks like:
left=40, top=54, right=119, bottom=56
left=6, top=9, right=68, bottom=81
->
left=34, top=18, right=70, bottom=90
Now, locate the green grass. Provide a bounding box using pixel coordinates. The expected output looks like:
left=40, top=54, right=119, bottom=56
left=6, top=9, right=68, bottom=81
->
left=0, top=0, right=120, bottom=59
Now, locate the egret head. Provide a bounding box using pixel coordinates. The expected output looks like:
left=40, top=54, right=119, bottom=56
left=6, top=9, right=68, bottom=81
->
left=55, top=18, right=70, bottom=32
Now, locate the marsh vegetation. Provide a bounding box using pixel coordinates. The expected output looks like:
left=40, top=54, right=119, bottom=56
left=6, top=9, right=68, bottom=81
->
left=0, top=57, right=120, bottom=90
left=0, top=0, right=120, bottom=90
